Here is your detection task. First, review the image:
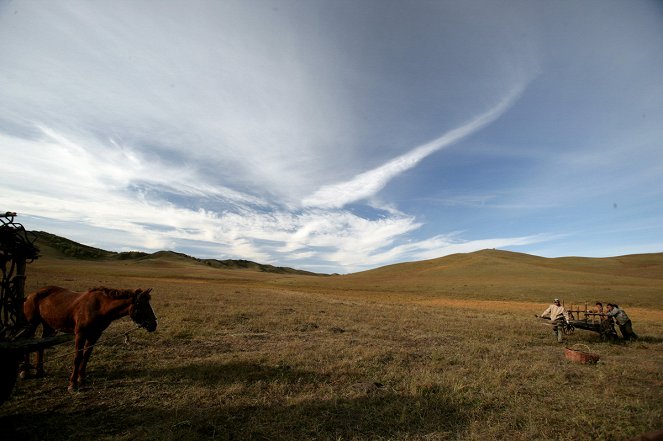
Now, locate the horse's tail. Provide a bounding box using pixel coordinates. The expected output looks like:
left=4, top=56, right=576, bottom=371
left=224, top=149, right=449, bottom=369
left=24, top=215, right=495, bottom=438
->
left=23, top=290, right=40, bottom=324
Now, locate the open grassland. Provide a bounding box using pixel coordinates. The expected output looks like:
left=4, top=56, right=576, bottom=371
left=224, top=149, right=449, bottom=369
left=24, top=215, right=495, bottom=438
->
left=1, top=250, right=662, bottom=441
left=273, top=250, right=663, bottom=307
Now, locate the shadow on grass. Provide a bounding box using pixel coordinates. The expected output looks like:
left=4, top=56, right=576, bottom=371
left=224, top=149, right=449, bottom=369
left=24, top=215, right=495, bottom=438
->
left=565, top=331, right=663, bottom=345
left=634, top=335, right=663, bottom=344
left=1, top=360, right=468, bottom=440
left=215, top=391, right=466, bottom=440
left=0, top=390, right=467, bottom=441
left=580, top=334, right=663, bottom=345
left=103, top=359, right=327, bottom=386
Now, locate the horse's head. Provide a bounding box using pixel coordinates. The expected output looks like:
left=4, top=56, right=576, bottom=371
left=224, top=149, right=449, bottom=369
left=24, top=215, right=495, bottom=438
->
left=130, top=288, right=157, bottom=332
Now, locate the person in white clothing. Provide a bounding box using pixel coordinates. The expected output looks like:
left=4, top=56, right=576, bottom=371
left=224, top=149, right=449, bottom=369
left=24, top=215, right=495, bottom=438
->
left=538, top=298, right=570, bottom=343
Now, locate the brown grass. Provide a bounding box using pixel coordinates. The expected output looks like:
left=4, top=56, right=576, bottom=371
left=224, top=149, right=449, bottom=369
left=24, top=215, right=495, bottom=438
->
left=1, top=250, right=662, bottom=440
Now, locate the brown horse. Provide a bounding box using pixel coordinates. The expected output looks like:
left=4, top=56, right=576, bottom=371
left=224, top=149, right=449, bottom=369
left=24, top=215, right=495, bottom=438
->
left=21, top=286, right=157, bottom=390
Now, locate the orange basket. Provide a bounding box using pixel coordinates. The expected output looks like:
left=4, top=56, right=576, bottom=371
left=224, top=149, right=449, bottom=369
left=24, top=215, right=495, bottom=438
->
left=565, top=344, right=600, bottom=364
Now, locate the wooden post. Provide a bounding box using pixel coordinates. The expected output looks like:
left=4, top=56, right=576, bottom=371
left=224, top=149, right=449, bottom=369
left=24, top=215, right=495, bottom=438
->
left=13, top=259, right=27, bottom=328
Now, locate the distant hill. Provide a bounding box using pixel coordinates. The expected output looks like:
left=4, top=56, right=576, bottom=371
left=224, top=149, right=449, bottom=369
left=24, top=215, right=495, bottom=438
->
left=30, top=231, right=322, bottom=276
left=31, top=231, right=134, bottom=259
left=29, top=232, right=663, bottom=305
left=354, top=249, right=663, bottom=281
left=275, top=248, right=663, bottom=306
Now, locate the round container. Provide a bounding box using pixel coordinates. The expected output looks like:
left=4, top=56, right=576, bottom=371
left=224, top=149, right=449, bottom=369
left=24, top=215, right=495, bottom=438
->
left=565, top=344, right=600, bottom=364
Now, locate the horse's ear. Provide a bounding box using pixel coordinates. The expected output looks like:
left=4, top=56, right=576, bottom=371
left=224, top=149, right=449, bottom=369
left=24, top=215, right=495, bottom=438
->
left=137, top=288, right=153, bottom=300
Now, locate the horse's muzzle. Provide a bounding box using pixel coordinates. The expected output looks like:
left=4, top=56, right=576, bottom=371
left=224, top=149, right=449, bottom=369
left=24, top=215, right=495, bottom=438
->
left=141, top=320, right=157, bottom=332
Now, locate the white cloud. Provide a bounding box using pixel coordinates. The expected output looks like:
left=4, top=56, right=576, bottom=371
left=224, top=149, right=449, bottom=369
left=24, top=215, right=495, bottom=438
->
left=324, top=233, right=554, bottom=273
left=301, top=84, right=527, bottom=209
left=0, top=1, right=542, bottom=204
left=0, top=126, right=423, bottom=268
left=0, top=1, right=366, bottom=201
left=8, top=2, right=641, bottom=273
left=2, top=124, right=552, bottom=272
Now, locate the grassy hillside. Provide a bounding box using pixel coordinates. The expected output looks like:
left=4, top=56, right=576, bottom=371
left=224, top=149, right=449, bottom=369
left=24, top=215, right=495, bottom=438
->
left=1, top=250, right=661, bottom=441
left=31, top=231, right=320, bottom=276
left=31, top=231, right=122, bottom=259
left=1, top=244, right=662, bottom=440
left=29, top=231, right=663, bottom=308
left=274, top=249, right=663, bottom=308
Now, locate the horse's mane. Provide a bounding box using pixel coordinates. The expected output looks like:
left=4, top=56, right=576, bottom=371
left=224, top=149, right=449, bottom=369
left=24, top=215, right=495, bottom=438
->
left=89, top=286, right=137, bottom=299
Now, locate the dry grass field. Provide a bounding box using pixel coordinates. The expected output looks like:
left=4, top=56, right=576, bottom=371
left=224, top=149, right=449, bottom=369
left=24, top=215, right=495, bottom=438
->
left=1, top=245, right=662, bottom=441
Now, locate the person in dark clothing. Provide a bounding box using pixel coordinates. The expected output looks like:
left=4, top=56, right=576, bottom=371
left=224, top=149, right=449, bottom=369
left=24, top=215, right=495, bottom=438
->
left=606, top=303, right=638, bottom=341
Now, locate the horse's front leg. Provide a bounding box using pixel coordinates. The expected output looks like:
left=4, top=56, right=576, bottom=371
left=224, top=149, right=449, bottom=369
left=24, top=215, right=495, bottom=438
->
left=69, top=333, right=86, bottom=391
left=78, top=332, right=101, bottom=386
left=19, top=322, right=41, bottom=379
left=35, top=324, right=56, bottom=378
left=35, top=348, right=45, bottom=378
left=19, top=351, right=32, bottom=380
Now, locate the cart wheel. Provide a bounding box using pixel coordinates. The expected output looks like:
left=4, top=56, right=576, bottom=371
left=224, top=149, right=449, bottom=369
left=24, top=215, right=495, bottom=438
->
left=563, top=324, right=575, bottom=335
left=0, top=350, right=20, bottom=406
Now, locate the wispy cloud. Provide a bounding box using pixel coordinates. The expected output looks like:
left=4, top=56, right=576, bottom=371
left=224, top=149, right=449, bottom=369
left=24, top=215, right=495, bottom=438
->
left=0, top=0, right=547, bottom=274
left=1, top=124, right=552, bottom=273
left=302, top=84, right=526, bottom=209
left=4, top=2, right=656, bottom=273
left=349, top=233, right=555, bottom=269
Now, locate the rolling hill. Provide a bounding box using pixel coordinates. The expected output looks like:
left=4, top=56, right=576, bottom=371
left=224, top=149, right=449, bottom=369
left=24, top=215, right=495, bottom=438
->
left=27, top=231, right=663, bottom=307
left=30, top=231, right=321, bottom=276
left=273, top=249, right=663, bottom=307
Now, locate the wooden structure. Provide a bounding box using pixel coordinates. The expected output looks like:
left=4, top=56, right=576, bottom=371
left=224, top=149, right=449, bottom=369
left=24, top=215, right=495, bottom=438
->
left=561, top=301, right=618, bottom=341
left=0, top=212, right=71, bottom=404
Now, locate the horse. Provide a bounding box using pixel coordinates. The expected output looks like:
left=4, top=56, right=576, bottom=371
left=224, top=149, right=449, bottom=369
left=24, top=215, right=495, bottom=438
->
left=21, top=285, right=157, bottom=390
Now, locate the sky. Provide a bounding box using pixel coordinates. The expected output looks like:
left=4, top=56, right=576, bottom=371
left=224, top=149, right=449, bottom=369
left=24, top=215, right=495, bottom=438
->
left=1, top=0, right=662, bottom=274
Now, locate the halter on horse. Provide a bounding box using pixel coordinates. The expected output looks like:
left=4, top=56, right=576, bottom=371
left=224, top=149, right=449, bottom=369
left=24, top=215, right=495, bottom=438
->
left=22, top=286, right=157, bottom=390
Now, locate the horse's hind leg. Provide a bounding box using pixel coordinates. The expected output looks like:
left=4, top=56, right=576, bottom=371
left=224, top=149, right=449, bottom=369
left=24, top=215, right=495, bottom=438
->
left=78, top=332, right=101, bottom=386
left=69, top=333, right=87, bottom=391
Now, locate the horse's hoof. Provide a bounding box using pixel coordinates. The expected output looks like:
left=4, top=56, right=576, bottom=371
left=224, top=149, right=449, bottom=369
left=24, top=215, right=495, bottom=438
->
left=67, top=385, right=77, bottom=393
left=18, top=370, right=30, bottom=380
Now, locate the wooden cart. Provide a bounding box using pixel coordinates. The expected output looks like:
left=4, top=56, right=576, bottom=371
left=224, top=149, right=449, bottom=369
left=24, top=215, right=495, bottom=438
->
left=537, top=301, right=619, bottom=341
left=562, top=303, right=619, bottom=341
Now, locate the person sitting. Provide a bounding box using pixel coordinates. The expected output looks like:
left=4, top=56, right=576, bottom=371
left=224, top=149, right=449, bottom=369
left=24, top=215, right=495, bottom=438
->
left=538, top=298, right=570, bottom=343
left=606, top=303, right=638, bottom=341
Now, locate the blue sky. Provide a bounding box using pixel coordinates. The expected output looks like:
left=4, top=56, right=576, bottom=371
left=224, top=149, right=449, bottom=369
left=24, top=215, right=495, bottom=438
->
left=1, top=0, right=662, bottom=273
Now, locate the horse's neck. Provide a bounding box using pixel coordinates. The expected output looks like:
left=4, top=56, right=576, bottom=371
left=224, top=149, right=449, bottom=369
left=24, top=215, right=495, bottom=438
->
left=100, top=296, right=133, bottom=321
